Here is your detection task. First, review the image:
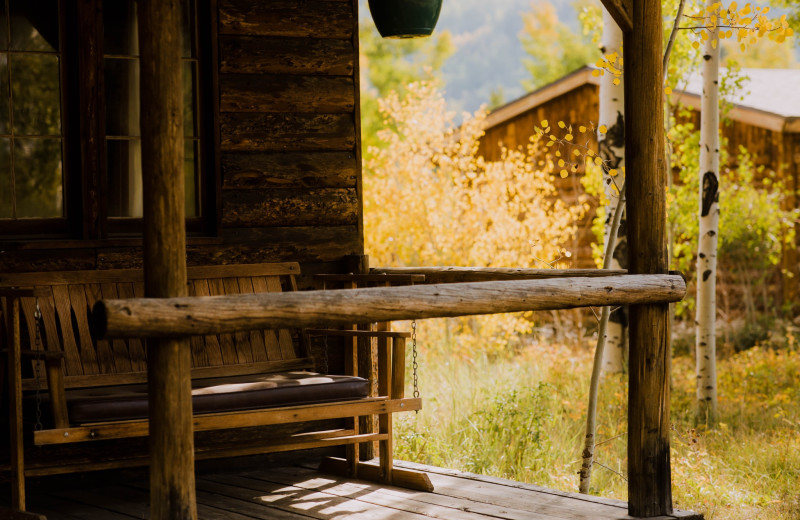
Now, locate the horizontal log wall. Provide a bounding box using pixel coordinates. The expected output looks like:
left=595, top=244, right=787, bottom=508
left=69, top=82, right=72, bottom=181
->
left=0, top=0, right=363, bottom=276
left=96, top=274, right=687, bottom=338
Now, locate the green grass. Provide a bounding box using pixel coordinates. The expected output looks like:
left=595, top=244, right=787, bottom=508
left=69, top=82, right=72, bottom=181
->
left=395, top=319, right=800, bottom=520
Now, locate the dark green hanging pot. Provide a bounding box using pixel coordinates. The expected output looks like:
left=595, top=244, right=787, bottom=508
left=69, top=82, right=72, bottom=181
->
left=368, top=0, right=443, bottom=39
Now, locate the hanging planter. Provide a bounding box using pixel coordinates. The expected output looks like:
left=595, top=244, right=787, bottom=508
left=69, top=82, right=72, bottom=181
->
left=368, top=0, right=443, bottom=39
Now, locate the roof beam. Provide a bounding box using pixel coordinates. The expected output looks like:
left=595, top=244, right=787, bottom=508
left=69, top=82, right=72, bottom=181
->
left=600, top=0, right=633, bottom=33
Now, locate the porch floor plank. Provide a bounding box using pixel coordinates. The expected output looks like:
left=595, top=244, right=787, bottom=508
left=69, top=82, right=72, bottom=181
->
left=13, top=460, right=702, bottom=520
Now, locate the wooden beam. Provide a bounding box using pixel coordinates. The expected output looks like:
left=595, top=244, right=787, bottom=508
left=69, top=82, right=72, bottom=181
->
left=137, top=0, right=196, bottom=518
left=370, top=267, right=628, bottom=284
left=623, top=0, right=672, bottom=516
left=600, top=0, right=633, bottom=33
left=94, top=274, right=686, bottom=338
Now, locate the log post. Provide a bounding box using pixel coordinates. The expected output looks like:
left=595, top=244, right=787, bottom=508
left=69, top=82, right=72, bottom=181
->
left=138, top=1, right=196, bottom=519
left=623, top=0, right=672, bottom=516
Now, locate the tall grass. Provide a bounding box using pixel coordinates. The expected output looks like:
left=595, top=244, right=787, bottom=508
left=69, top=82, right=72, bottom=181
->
left=395, top=318, right=800, bottom=520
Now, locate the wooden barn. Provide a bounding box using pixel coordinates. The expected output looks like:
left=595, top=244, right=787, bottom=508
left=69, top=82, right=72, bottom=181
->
left=478, top=65, right=800, bottom=306
left=1, top=0, right=698, bottom=518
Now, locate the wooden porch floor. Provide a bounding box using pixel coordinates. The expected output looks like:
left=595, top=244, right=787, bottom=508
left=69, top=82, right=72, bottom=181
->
left=18, top=460, right=702, bottom=520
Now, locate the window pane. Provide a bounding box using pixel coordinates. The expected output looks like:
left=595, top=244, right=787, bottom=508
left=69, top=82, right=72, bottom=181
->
left=107, top=139, right=142, bottom=217
left=11, top=53, right=61, bottom=135
left=0, top=53, right=9, bottom=134
left=183, top=61, right=196, bottom=137
left=0, top=0, right=8, bottom=51
left=105, top=58, right=140, bottom=137
left=103, top=0, right=138, bottom=56
left=14, top=137, right=62, bottom=217
left=181, top=0, right=194, bottom=58
left=0, top=138, right=11, bottom=217
left=9, top=0, right=58, bottom=52
left=185, top=140, right=198, bottom=217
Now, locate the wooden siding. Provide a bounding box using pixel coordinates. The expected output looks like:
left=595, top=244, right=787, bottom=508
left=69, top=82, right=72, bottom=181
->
left=0, top=0, right=363, bottom=275
left=479, top=83, right=800, bottom=305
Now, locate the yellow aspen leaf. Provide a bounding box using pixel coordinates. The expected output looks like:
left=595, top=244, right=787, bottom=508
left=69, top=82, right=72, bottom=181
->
left=573, top=148, right=582, bottom=156
left=560, top=169, right=568, bottom=178
left=555, top=150, right=562, bottom=157
left=579, top=126, right=587, bottom=133
left=546, top=141, right=554, bottom=147
left=549, top=135, right=557, bottom=141
left=612, top=78, right=621, bottom=86
left=558, top=159, right=565, bottom=167
left=729, top=1, right=737, bottom=11
left=594, top=157, right=603, bottom=166
left=541, top=120, right=548, bottom=128
left=664, top=87, right=673, bottom=95
left=598, top=125, right=608, bottom=134
left=618, top=58, right=623, bottom=66
left=777, top=34, right=785, bottom=43
left=609, top=169, right=618, bottom=176
left=740, top=43, right=746, bottom=51
left=692, top=41, right=701, bottom=50
left=571, top=164, right=578, bottom=172
left=787, top=28, right=794, bottom=37
left=762, top=6, right=769, bottom=14
left=565, top=134, right=574, bottom=141
left=558, top=121, right=566, bottom=129
left=711, top=39, right=717, bottom=49
left=586, top=148, right=595, bottom=157
left=592, top=69, right=601, bottom=77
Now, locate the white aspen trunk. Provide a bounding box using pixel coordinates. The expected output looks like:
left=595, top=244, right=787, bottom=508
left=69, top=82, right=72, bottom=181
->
left=598, top=8, right=626, bottom=375
left=696, top=16, right=720, bottom=426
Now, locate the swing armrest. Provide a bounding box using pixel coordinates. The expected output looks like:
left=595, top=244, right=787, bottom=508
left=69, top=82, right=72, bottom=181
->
left=4, top=349, right=65, bottom=361
left=304, top=329, right=409, bottom=399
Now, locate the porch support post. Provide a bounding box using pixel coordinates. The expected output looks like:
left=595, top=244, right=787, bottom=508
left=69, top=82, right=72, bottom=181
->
left=138, top=1, right=196, bottom=519
left=623, top=0, right=673, bottom=516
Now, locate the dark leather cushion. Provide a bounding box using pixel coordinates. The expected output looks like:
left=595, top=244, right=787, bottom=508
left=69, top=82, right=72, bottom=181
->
left=63, top=371, right=370, bottom=424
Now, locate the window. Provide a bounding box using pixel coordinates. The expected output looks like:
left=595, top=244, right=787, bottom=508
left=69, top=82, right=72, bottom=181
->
left=0, top=0, right=212, bottom=238
left=0, top=0, right=65, bottom=221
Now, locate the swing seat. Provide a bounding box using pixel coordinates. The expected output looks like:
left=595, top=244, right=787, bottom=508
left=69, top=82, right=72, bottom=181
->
left=0, top=262, right=432, bottom=514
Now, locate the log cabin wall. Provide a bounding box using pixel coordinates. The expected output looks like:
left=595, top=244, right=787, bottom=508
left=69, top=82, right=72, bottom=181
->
left=0, top=0, right=364, bottom=285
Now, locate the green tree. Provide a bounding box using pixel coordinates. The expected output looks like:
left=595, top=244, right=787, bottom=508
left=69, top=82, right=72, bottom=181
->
left=519, top=1, right=600, bottom=91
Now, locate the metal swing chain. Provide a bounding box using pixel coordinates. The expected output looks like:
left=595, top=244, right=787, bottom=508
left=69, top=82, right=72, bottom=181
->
left=33, top=297, right=44, bottom=432
left=411, top=320, right=419, bottom=400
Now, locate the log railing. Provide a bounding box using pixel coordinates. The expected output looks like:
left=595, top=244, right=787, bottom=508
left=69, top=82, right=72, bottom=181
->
left=370, top=266, right=628, bottom=284
left=94, top=274, right=685, bottom=339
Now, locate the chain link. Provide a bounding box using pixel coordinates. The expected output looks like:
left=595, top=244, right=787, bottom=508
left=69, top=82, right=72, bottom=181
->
left=33, top=298, right=44, bottom=432
left=411, top=320, right=419, bottom=400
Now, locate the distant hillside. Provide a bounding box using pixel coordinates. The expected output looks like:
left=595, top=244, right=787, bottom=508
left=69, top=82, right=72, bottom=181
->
left=360, top=0, right=799, bottom=115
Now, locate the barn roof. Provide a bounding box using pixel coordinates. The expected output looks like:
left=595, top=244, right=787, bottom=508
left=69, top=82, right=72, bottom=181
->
left=485, top=66, right=800, bottom=133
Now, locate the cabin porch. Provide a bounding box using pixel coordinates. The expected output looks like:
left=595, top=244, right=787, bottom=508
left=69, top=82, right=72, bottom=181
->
left=9, top=459, right=701, bottom=520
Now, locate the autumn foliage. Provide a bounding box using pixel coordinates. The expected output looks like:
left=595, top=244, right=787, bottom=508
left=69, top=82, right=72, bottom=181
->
left=364, top=81, right=587, bottom=356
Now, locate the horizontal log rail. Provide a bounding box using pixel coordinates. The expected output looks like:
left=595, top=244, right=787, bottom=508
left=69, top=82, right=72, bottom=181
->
left=94, top=274, right=685, bottom=339
left=370, top=266, right=629, bottom=284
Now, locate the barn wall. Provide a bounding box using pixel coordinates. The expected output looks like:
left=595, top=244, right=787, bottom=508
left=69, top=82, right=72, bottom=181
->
left=0, top=0, right=364, bottom=280
left=479, top=82, right=800, bottom=309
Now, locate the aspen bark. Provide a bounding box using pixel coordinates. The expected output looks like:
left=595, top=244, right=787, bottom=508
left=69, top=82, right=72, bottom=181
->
left=695, top=14, right=720, bottom=426
left=599, top=7, right=627, bottom=375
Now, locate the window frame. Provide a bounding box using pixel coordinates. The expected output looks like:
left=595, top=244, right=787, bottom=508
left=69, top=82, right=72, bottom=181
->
left=0, top=0, right=218, bottom=241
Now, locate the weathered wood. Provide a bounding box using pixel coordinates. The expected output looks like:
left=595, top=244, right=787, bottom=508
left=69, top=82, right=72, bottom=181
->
left=222, top=188, right=358, bottom=227
left=44, top=357, right=69, bottom=429
left=623, top=0, right=672, bottom=516
left=138, top=0, right=196, bottom=517
left=319, top=457, right=434, bottom=492
left=96, top=275, right=686, bottom=338
left=6, top=297, right=25, bottom=511
left=34, top=398, right=421, bottom=445
left=0, top=509, right=47, bottom=520
left=220, top=36, right=353, bottom=75
left=222, top=152, right=357, bottom=189
left=220, top=75, right=354, bottom=113
left=599, top=0, right=633, bottom=32
left=220, top=113, right=356, bottom=151
left=392, top=337, right=406, bottom=400
left=371, top=267, right=628, bottom=283
left=305, top=329, right=410, bottom=339
left=218, top=0, right=353, bottom=39
left=316, top=273, right=426, bottom=283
